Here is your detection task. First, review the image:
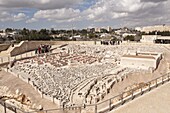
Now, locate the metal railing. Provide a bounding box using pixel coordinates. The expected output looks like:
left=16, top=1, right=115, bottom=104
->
left=1, top=50, right=170, bottom=113
left=95, top=73, right=170, bottom=113
left=0, top=99, right=25, bottom=113
left=1, top=72, right=169, bottom=113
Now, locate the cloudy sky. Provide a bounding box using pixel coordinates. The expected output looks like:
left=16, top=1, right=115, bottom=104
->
left=0, top=0, right=169, bottom=29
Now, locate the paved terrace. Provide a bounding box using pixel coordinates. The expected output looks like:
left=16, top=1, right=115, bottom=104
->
left=110, top=82, right=170, bottom=113
left=0, top=45, right=60, bottom=65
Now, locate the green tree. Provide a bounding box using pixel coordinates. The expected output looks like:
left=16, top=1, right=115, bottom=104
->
left=5, top=28, right=13, bottom=33
left=88, top=33, right=97, bottom=39
left=124, top=35, right=135, bottom=41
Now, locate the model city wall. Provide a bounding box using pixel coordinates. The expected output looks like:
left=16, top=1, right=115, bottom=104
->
left=9, top=41, right=100, bottom=56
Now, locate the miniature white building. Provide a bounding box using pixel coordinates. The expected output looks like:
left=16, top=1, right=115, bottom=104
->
left=100, top=33, right=111, bottom=38
left=122, top=33, right=136, bottom=37
left=140, top=25, right=170, bottom=33
left=0, top=32, right=7, bottom=37
left=95, top=27, right=101, bottom=32
left=120, top=52, right=162, bottom=70
left=141, top=35, right=170, bottom=43
left=107, top=26, right=112, bottom=32
left=140, top=35, right=158, bottom=43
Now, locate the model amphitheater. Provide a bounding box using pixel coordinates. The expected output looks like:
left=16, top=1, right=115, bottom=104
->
left=1, top=43, right=170, bottom=113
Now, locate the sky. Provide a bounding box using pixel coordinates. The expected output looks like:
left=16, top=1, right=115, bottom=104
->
left=0, top=0, right=170, bottom=30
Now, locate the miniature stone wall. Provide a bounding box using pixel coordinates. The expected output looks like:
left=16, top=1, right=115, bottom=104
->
left=9, top=41, right=99, bottom=56
left=0, top=44, right=10, bottom=52
left=120, top=52, right=162, bottom=70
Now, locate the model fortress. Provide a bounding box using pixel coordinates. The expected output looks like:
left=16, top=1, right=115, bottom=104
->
left=121, top=52, right=162, bottom=71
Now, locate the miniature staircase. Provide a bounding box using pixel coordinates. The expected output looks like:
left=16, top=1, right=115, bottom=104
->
left=0, top=41, right=25, bottom=57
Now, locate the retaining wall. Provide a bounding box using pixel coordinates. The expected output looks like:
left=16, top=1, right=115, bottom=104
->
left=0, top=44, right=10, bottom=52
left=10, top=41, right=99, bottom=56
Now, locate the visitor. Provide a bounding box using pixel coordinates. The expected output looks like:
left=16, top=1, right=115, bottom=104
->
left=38, top=46, right=41, bottom=54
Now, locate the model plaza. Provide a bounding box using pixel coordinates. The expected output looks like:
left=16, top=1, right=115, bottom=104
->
left=8, top=43, right=166, bottom=109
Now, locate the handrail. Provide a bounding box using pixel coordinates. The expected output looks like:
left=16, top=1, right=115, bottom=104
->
left=25, top=72, right=170, bottom=113
left=0, top=99, right=25, bottom=113
left=0, top=52, right=170, bottom=113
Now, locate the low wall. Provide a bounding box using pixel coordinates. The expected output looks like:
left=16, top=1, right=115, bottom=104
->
left=10, top=41, right=99, bottom=56
left=7, top=69, right=61, bottom=107
left=0, top=44, right=10, bottom=52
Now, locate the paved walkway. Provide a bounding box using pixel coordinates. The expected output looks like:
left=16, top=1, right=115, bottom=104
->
left=0, top=50, right=36, bottom=65
left=110, top=82, right=170, bottom=113
left=0, top=45, right=58, bottom=64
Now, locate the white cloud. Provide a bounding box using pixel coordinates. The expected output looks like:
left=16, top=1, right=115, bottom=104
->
left=0, top=0, right=170, bottom=28
left=25, top=0, right=169, bottom=25
left=111, top=12, right=128, bottom=19
left=0, top=0, right=83, bottom=10
left=80, top=0, right=168, bottom=24
left=32, top=8, right=81, bottom=23
left=0, top=12, right=12, bottom=22
left=26, top=18, right=37, bottom=23
left=0, top=12, right=27, bottom=22
left=14, top=13, right=27, bottom=21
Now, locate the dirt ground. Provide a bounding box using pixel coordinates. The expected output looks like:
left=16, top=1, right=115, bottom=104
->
left=1, top=45, right=170, bottom=113
left=103, top=46, right=170, bottom=101
left=0, top=70, right=59, bottom=110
